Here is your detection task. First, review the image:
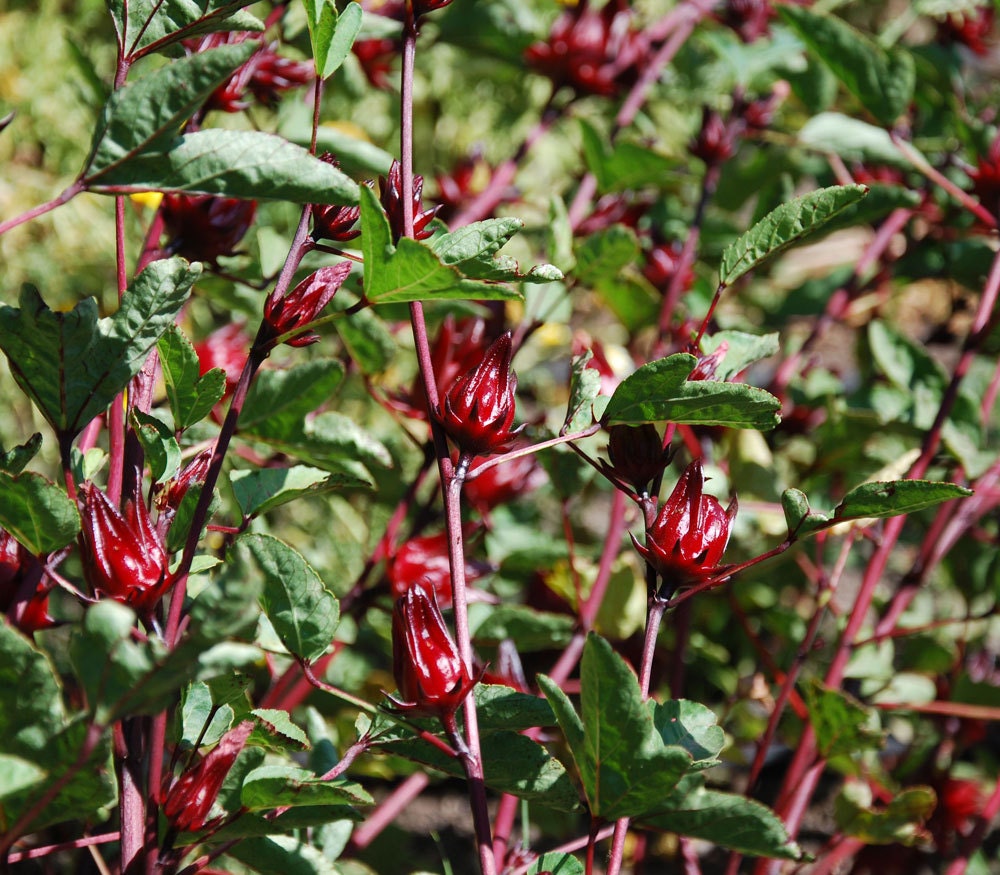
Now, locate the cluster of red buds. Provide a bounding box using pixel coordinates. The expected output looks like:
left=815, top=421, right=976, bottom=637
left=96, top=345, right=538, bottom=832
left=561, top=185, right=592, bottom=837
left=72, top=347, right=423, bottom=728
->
left=434, top=332, right=522, bottom=456
left=632, top=459, right=737, bottom=597
left=386, top=529, right=491, bottom=607
left=0, top=529, right=55, bottom=634
left=936, top=5, right=994, bottom=56
left=262, top=262, right=352, bottom=348
left=160, top=194, right=257, bottom=266
left=80, top=484, right=172, bottom=615
left=163, top=721, right=254, bottom=833
left=389, top=583, right=478, bottom=717
left=380, top=160, right=441, bottom=243
left=188, top=32, right=313, bottom=113
left=525, top=0, right=649, bottom=98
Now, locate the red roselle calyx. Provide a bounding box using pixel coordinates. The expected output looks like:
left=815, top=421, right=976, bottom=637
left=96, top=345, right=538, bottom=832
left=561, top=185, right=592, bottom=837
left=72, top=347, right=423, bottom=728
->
left=434, top=332, right=522, bottom=456
left=161, top=194, right=257, bottom=266
left=380, top=160, right=441, bottom=243
left=312, top=155, right=362, bottom=242
left=0, top=529, right=55, bottom=634
left=386, top=528, right=491, bottom=607
left=81, top=483, right=172, bottom=615
left=632, top=459, right=737, bottom=597
left=605, top=424, right=672, bottom=495
left=156, top=448, right=213, bottom=514
left=163, top=720, right=254, bottom=833
left=389, top=583, right=477, bottom=717
left=262, top=262, right=352, bottom=347
left=464, top=451, right=546, bottom=516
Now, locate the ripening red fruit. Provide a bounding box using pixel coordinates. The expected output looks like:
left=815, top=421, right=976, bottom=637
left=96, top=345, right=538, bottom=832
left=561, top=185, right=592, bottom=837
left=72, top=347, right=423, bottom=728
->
left=380, top=160, right=441, bottom=243
left=0, top=529, right=55, bottom=634
left=632, top=459, right=737, bottom=595
left=81, top=484, right=171, bottom=614
left=161, top=194, right=257, bottom=266
left=525, top=0, right=649, bottom=97
left=389, top=583, right=477, bottom=717
left=163, top=721, right=254, bottom=833
left=262, top=262, right=352, bottom=347
left=312, top=156, right=362, bottom=242
left=434, top=332, right=522, bottom=456
left=464, top=452, right=546, bottom=515
left=386, top=528, right=491, bottom=607
left=605, top=424, right=671, bottom=494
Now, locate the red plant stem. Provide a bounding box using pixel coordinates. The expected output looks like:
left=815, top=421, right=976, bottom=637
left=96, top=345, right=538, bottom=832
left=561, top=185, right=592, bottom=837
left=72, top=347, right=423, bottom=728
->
left=399, top=7, right=494, bottom=872
left=449, top=92, right=560, bottom=229
left=508, top=826, right=616, bottom=875
left=0, top=722, right=104, bottom=860
left=107, top=196, right=130, bottom=507
left=893, top=133, right=998, bottom=229
left=491, top=792, right=519, bottom=866
left=606, top=596, right=668, bottom=875
left=466, top=425, right=600, bottom=480
left=0, top=182, right=83, bottom=237
left=118, top=719, right=146, bottom=874
left=349, top=772, right=431, bottom=851
left=7, top=831, right=120, bottom=863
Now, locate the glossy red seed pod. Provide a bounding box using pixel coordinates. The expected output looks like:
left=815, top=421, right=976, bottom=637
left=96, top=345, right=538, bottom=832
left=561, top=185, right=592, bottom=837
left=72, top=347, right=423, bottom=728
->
left=389, top=583, right=477, bottom=717
left=162, top=721, right=254, bottom=833
left=606, top=424, right=671, bottom=494
left=386, top=528, right=490, bottom=607
left=435, top=332, right=522, bottom=456
left=632, top=459, right=737, bottom=594
left=81, top=484, right=171, bottom=614
left=0, top=529, right=55, bottom=634
left=380, top=160, right=441, bottom=243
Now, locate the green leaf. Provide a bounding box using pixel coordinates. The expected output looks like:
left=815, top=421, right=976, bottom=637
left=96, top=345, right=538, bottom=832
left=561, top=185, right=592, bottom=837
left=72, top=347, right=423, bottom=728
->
left=473, top=605, right=576, bottom=652
left=834, top=480, right=973, bottom=520
left=250, top=709, right=311, bottom=750
left=601, top=354, right=781, bottom=430
left=179, top=681, right=234, bottom=749
left=574, top=225, right=659, bottom=332
left=241, top=358, right=345, bottom=430
left=797, top=112, right=914, bottom=168
left=305, top=0, right=363, bottom=79
left=359, top=185, right=522, bottom=303
left=158, top=325, right=227, bottom=429
left=131, top=410, right=181, bottom=483
left=331, top=296, right=396, bottom=374
left=241, top=765, right=372, bottom=810
left=386, top=729, right=581, bottom=811
left=86, top=43, right=257, bottom=178
left=225, top=834, right=347, bottom=875
left=87, top=129, right=359, bottom=205
left=781, top=488, right=829, bottom=538
left=579, top=119, right=676, bottom=193
left=834, top=782, right=935, bottom=846
left=0, top=258, right=199, bottom=437
left=231, top=465, right=353, bottom=518
left=0, top=471, right=81, bottom=554
left=0, top=433, right=42, bottom=475
left=640, top=775, right=802, bottom=860
left=0, top=755, right=46, bottom=802
left=802, top=679, right=885, bottom=760
left=564, top=350, right=603, bottom=433
left=108, top=0, right=263, bottom=58
left=238, top=533, right=340, bottom=662
left=527, top=853, right=585, bottom=875
left=651, top=700, right=725, bottom=767
left=700, top=331, right=780, bottom=380
left=538, top=634, right=695, bottom=820
left=719, top=185, right=869, bottom=287
left=70, top=602, right=157, bottom=723
left=779, top=6, right=915, bottom=126
left=310, top=124, right=394, bottom=176
left=475, top=684, right=557, bottom=733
